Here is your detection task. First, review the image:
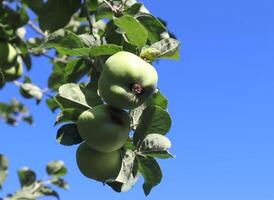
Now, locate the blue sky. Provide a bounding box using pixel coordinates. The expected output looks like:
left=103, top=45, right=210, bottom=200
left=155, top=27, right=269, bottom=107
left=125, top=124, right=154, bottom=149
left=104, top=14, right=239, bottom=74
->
left=1, top=0, right=274, bottom=199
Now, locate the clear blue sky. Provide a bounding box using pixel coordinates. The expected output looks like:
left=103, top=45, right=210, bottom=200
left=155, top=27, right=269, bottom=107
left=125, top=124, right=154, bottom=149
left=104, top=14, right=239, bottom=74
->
left=1, top=0, right=274, bottom=199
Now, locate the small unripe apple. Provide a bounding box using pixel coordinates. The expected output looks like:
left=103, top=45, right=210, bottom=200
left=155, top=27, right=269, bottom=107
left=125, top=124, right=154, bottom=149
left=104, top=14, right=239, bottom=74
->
left=76, top=142, right=121, bottom=182
left=77, top=104, right=130, bottom=153
left=3, top=57, right=23, bottom=82
left=98, top=51, right=158, bottom=109
left=0, top=42, right=17, bottom=68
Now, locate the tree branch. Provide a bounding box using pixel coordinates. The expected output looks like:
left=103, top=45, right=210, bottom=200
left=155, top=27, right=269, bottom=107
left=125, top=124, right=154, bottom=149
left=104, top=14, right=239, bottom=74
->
left=84, top=0, right=94, bottom=35
left=27, top=21, right=46, bottom=37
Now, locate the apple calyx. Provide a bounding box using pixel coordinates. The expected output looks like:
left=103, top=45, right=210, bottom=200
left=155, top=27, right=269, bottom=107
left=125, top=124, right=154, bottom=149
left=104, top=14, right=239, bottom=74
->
left=131, top=83, right=143, bottom=95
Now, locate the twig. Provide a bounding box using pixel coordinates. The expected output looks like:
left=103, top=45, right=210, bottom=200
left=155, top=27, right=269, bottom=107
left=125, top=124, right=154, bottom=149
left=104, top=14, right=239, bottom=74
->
left=103, top=0, right=116, bottom=12
left=84, top=0, right=94, bottom=35
left=119, top=0, right=129, bottom=10
left=41, top=53, right=54, bottom=60
left=28, top=21, right=46, bottom=37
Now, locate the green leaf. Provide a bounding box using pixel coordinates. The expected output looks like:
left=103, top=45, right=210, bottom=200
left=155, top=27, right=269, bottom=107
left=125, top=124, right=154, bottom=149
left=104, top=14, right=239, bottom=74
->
left=20, top=83, right=43, bottom=102
left=34, top=185, right=60, bottom=199
left=136, top=14, right=166, bottom=43
left=141, top=38, right=180, bottom=61
left=23, top=0, right=44, bottom=14
left=139, top=134, right=171, bottom=151
left=105, top=20, right=123, bottom=45
left=64, top=58, right=90, bottom=83
left=114, top=15, right=148, bottom=48
left=0, top=154, right=8, bottom=190
left=35, top=29, right=85, bottom=51
left=125, top=3, right=143, bottom=16
left=137, top=156, right=162, bottom=196
left=18, top=167, right=36, bottom=188
left=46, top=161, right=67, bottom=177
left=107, top=150, right=139, bottom=192
left=56, top=123, right=83, bottom=146
left=139, top=134, right=173, bottom=159
left=54, top=108, right=82, bottom=126
left=12, top=189, right=36, bottom=200
left=95, top=2, right=114, bottom=20
left=133, top=105, right=171, bottom=145
left=78, top=34, right=100, bottom=47
left=38, top=0, right=82, bottom=32
left=55, top=83, right=92, bottom=110
left=0, top=6, right=29, bottom=30
left=46, top=98, right=59, bottom=112
left=56, top=83, right=102, bottom=110
left=50, top=177, right=69, bottom=190
left=129, top=104, right=147, bottom=130
left=149, top=90, right=168, bottom=110
left=0, top=71, right=5, bottom=89
left=130, top=90, right=168, bottom=130
left=56, top=44, right=122, bottom=57
left=89, top=44, right=122, bottom=56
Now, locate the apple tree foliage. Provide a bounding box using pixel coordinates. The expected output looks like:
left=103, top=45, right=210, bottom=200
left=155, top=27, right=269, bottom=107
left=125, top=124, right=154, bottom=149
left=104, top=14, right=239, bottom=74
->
left=0, top=0, right=180, bottom=197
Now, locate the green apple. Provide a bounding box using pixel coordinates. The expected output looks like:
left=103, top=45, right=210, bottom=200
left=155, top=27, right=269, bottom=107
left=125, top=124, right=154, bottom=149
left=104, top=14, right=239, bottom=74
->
left=76, top=142, right=121, bottom=182
left=0, top=42, right=17, bottom=68
left=3, top=57, right=23, bottom=82
left=98, top=51, right=158, bottom=109
left=77, top=104, right=130, bottom=153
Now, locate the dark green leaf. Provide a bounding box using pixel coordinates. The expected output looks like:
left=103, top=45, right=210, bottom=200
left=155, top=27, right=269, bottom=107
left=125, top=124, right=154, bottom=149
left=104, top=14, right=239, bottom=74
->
left=23, top=0, right=44, bottom=14
left=125, top=3, right=143, bottom=16
left=38, top=0, right=82, bottom=32
left=46, top=161, right=67, bottom=177
left=18, top=167, right=36, bottom=188
left=114, top=15, right=148, bottom=48
left=56, top=123, right=83, bottom=146
left=0, top=71, right=5, bottom=89
left=105, top=20, right=123, bottom=45
left=137, top=156, right=162, bottom=196
left=0, top=154, right=8, bottom=190
left=22, top=116, right=34, bottom=125
left=46, top=98, right=59, bottom=112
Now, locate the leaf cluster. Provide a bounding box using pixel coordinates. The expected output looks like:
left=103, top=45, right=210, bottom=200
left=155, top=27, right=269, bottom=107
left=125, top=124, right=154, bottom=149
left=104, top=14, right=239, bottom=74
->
left=0, top=0, right=180, bottom=196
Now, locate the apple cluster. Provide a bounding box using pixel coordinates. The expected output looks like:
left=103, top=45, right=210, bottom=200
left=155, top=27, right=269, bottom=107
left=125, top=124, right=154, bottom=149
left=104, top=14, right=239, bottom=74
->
left=0, top=42, right=23, bottom=83
left=76, top=51, right=158, bottom=182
